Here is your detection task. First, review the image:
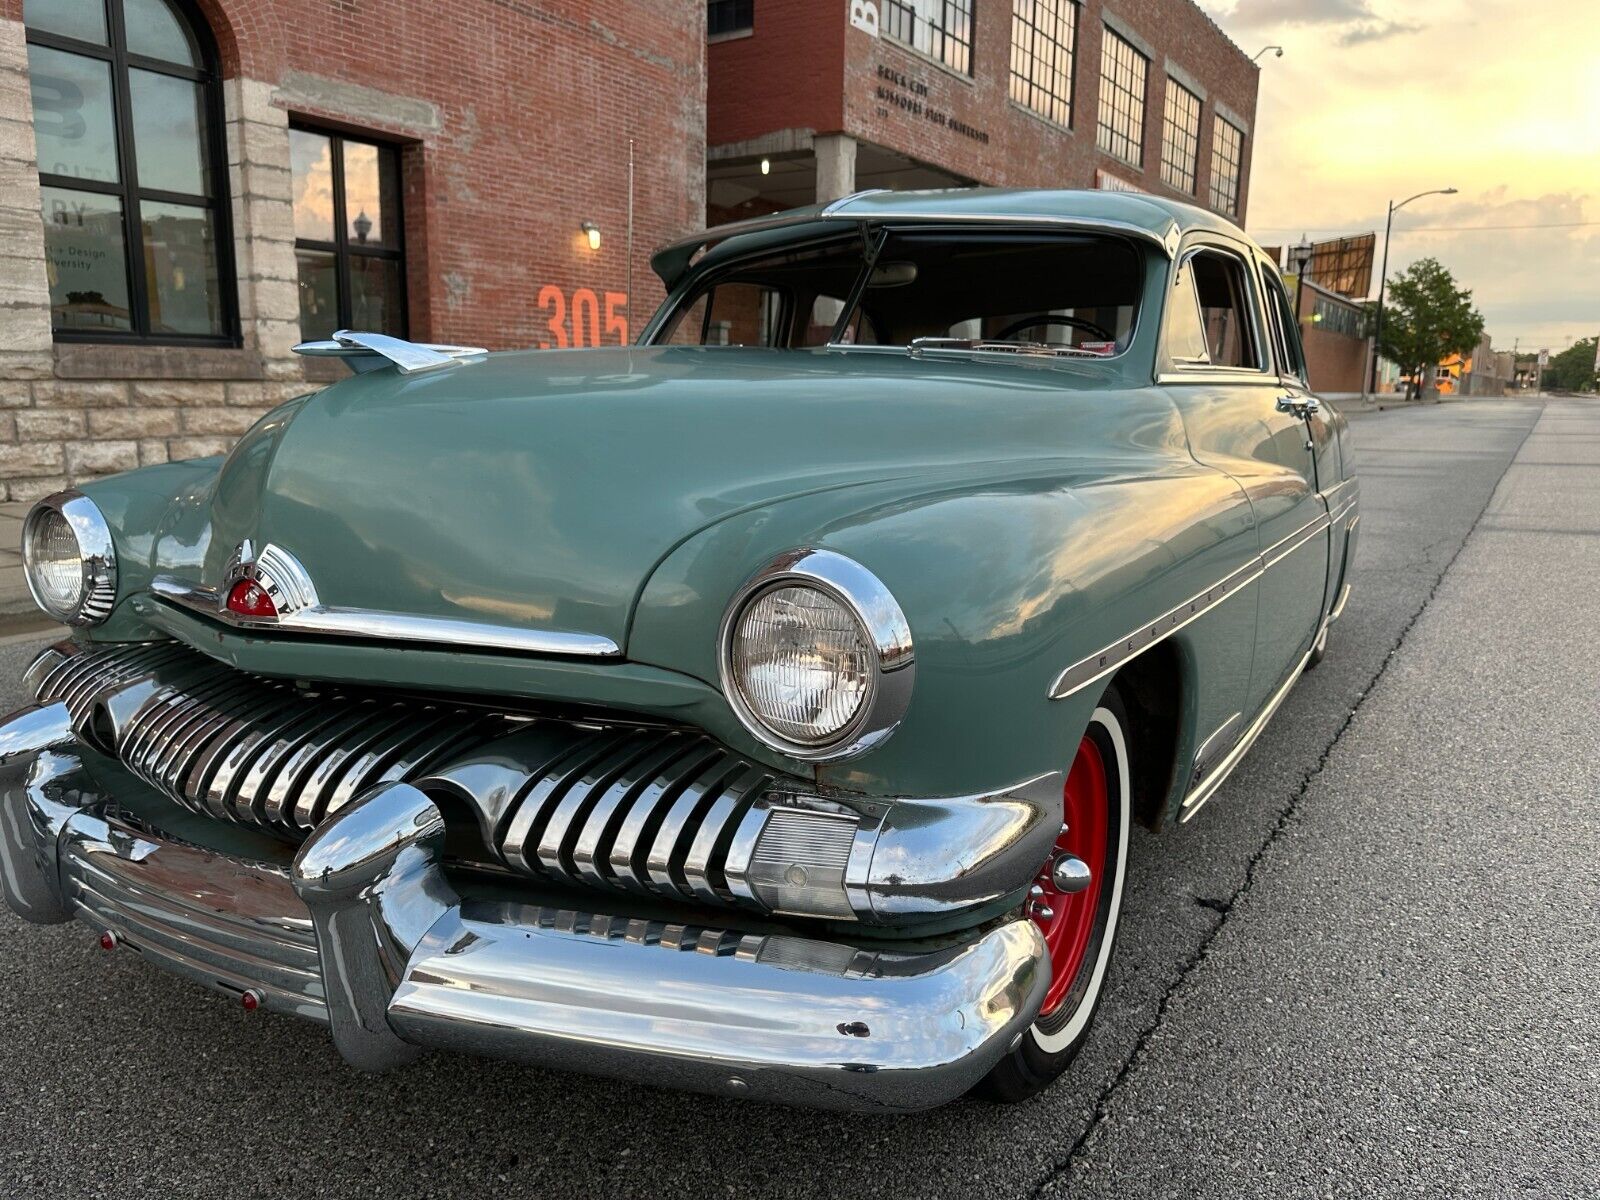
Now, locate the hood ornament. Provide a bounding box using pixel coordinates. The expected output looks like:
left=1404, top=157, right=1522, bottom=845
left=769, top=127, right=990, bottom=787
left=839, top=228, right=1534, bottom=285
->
left=221, top=541, right=319, bottom=622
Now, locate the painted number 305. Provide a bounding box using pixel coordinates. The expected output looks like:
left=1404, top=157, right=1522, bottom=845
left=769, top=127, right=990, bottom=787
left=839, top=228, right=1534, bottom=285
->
left=537, top=286, right=629, bottom=348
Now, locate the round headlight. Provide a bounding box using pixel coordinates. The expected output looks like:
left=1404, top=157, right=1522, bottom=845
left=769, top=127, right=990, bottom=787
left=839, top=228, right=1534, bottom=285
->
left=721, top=550, right=914, bottom=761
left=22, top=491, right=117, bottom=625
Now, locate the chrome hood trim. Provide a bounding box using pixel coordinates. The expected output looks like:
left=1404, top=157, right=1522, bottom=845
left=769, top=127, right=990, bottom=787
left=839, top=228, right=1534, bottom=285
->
left=149, top=575, right=623, bottom=658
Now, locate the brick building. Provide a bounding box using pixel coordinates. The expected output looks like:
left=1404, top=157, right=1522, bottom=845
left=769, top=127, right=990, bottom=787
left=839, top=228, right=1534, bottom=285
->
left=0, top=0, right=704, bottom=503
left=706, top=0, right=1257, bottom=225
left=1294, top=278, right=1367, bottom=395
left=0, top=0, right=1261, bottom=508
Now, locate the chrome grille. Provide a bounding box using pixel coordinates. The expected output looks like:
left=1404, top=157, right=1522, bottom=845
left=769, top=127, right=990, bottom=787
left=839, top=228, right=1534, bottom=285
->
left=30, top=641, right=779, bottom=916
left=34, top=641, right=511, bottom=837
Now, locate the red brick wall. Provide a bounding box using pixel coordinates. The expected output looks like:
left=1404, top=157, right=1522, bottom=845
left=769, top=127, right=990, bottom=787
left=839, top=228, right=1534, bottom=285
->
left=708, top=9, right=846, bottom=146
left=0, top=0, right=707, bottom=349
left=1297, top=284, right=1368, bottom=394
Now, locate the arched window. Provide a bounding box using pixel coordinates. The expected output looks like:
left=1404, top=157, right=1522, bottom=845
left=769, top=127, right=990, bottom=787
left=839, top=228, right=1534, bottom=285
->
left=24, top=0, right=237, bottom=343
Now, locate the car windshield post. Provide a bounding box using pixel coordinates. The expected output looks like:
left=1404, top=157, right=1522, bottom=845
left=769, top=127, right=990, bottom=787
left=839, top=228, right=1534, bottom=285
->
left=828, top=223, right=888, bottom=345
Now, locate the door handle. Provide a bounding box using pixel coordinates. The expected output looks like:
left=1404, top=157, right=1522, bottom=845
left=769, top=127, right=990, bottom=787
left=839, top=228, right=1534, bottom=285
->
left=1276, top=394, right=1322, bottom=419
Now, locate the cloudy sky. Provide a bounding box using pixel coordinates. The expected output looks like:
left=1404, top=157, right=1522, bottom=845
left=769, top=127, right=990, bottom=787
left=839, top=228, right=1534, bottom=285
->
left=1202, top=0, right=1599, bottom=353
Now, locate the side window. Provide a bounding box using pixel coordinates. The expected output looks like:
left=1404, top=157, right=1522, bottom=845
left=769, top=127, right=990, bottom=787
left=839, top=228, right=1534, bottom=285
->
left=1167, top=250, right=1261, bottom=369
left=657, top=282, right=783, bottom=346
left=1262, top=273, right=1307, bottom=383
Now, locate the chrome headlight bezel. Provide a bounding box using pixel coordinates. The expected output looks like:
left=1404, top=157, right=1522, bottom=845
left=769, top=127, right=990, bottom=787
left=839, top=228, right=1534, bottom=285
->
left=21, top=490, right=118, bottom=626
left=718, top=549, right=914, bottom=763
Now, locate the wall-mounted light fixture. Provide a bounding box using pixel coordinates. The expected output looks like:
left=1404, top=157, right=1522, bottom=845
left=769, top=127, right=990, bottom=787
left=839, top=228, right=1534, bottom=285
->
left=581, top=221, right=601, bottom=251
left=760, top=157, right=771, bottom=176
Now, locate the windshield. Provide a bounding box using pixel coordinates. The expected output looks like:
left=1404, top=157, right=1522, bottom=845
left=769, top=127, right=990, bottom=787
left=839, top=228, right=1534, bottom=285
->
left=651, top=228, right=1143, bottom=356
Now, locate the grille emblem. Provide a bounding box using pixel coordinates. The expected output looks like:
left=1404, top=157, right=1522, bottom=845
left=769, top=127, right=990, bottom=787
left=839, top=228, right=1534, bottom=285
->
left=221, top=541, right=319, bottom=621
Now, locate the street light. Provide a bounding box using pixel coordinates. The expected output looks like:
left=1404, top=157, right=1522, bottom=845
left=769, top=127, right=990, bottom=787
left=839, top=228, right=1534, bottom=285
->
left=1289, top=237, right=1314, bottom=329
left=1368, top=187, right=1458, bottom=395
left=1252, top=45, right=1284, bottom=62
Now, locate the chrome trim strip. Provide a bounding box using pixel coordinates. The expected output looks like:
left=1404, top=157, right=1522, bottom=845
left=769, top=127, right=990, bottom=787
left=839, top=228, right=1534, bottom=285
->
left=1191, top=712, right=1242, bottom=788
left=1179, top=633, right=1319, bottom=821
left=718, top=548, right=915, bottom=763
left=1050, top=509, right=1335, bottom=701
left=1328, top=582, right=1353, bottom=623
left=1049, top=557, right=1264, bottom=700
left=292, top=330, right=487, bottom=375
left=149, top=575, right=622, bottom=658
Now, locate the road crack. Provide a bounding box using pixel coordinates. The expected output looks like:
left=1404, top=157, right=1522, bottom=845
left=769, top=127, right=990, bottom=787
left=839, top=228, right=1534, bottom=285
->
left=1026, top=404, right=1542, bottom=1200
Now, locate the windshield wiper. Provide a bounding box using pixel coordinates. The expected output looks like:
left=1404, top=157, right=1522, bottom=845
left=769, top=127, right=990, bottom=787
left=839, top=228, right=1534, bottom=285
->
left=907, top=337, right=1107, bottom=359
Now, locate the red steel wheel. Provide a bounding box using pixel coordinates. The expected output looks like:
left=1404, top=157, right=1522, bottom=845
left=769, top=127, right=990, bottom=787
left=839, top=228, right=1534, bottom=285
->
left=977, top=684, right=1131, bottom=1102
left=1030, top=734, right=1109, bottom=1017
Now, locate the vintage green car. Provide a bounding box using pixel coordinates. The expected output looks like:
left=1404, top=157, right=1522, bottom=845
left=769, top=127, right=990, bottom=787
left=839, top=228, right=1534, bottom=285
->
left=0, top=190, right=1356, bottom=1112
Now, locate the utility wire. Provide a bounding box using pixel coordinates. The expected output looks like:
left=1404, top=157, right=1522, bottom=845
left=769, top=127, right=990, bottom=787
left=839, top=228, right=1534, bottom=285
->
left=1250, top=220, right=1598, bottom=233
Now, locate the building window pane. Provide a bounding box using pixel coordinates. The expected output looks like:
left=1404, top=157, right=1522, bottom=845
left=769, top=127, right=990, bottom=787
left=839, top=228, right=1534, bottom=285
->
left=25, top=1, right=235, bottom=343
left=1010, top=1, right=1078, bottom=127
left=122, top=0, right=196, bottom=66
left=23, top=0, right=108, bottom=46
left=27, top=46, right=120, bottom=185
left=1209, top=117, right=1244, bottom=216
left=1096, top=27, right=1148, bottom=167
left=883, top=0, right=973, bottom=75
left=295, top=248, right=338, bottom=341
left=140, top=200, right=221, bottom=336
left=41, top=186, right=131, bottom=332
left=349, top=256, right=404, bottom=333
left=707, top=0, right=753, bottom=37
left=291, top=126, right=407, bottom=339
left=128, top=69, right=207, bottom=195
left=341, top=140, right=400, bottom=249
left=1160, top=79, right=1201, bottom=194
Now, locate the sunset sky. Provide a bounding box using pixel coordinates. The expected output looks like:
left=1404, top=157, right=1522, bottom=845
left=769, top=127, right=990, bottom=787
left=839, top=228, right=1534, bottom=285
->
left=1203, top=0, right=1599, bottom=353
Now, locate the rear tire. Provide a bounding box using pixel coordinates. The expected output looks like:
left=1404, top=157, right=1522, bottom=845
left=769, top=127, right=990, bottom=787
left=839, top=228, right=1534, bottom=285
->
left=976, top=683, right=1132, bottom=1103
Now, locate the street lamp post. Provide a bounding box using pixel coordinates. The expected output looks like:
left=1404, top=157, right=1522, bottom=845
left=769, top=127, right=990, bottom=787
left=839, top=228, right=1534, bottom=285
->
left=1368, top=187, right=1458, bottom=397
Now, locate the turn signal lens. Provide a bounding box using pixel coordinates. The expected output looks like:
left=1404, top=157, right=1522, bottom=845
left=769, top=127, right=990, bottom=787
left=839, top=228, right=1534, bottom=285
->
left=730, top=585, right=872, bottom=746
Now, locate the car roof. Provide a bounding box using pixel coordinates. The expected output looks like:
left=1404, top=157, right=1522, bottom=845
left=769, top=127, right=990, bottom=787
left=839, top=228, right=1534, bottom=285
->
left=652, top=187, right=1253, bottom=287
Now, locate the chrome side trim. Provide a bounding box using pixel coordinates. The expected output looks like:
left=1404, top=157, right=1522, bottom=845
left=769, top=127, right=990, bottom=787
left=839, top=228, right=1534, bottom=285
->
left=21, top=490, right=118, bottom=625
left=292, top=330, right=488, bottom=375
left=1179, top=635, right=1317, bottom=821
left=1049, top=557, right=1263, bottom=700
left=1190, top=712, right=1242, bottom=788
left=1328, top=582, right=1353, bottom=623
left=718, top=548, right=915, bottom=763
left=149, top=575, right=622, bottom=658
left=1049, top=510, right=1333, bottom=701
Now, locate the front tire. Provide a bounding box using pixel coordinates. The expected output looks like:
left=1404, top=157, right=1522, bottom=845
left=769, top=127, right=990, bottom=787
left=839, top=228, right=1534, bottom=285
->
left=977, top=683, right=1132, bottom=1102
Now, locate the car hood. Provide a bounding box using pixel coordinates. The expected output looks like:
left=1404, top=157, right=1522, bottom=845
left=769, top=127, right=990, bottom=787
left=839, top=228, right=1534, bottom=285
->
left=181, top=345, right=1136, bottom=653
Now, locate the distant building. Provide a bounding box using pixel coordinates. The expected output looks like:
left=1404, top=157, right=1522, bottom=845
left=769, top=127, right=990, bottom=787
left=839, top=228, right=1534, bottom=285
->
left=706, top=0, right=1260, bottom=219
left=1282, top=275, right=1368, bottom=394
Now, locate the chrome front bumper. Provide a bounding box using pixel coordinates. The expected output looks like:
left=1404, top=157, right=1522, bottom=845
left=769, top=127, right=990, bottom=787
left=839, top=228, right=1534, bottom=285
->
left=0, top=703, right=1048, bottom=1112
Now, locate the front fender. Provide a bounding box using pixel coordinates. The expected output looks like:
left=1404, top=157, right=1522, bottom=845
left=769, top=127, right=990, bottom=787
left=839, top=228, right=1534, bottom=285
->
left=628, top=454, right=1254, bottom=799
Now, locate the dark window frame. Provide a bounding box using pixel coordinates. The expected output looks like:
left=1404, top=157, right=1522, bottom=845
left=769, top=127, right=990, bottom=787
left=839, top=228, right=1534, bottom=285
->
left=883, top=0, right=975, bottom=76
left=1096, top=26, right=1149, bottom=168
left=289, top=123, right=409, bottom=340
left=25, top=0, right=240, bottom=347
left=1209, top=117, right=1245, bottom=216
left=707, top=0, right=754, bottom=38
left=1160, top=78, right=1201, bottom=194
left=1009, top=0, right=1078, bottom=128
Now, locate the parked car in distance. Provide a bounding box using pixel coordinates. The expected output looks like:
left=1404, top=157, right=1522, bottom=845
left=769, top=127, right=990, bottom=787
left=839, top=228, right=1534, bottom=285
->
left=0, top=189, right=1356, bottom=1111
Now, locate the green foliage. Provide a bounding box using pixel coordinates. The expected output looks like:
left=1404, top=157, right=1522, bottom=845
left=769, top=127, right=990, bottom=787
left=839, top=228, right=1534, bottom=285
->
left=1541, top=338, right=1599, bottom=392
left=1367, top=258, right=1486, bottom=398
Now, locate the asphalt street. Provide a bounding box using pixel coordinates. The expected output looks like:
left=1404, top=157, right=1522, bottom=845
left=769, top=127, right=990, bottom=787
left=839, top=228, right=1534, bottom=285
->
left=2, top=397, right=1594, bottom=1199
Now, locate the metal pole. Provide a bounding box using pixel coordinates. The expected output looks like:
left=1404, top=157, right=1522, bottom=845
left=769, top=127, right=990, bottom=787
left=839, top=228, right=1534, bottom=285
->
left=626, top=138, right=635, bottom=344
left=1368, top=199, right=1395, bottom=396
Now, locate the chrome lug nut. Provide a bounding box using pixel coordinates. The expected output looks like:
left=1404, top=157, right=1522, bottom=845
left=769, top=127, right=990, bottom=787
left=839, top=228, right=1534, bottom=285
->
left=1051, top=854, right=1093, bottom=894
left=1030, top=903, right=1055, bottom=921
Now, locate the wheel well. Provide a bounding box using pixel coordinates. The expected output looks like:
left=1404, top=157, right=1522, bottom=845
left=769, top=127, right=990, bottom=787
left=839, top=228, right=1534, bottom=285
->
left=1111, top=641, right=1183, bottom=831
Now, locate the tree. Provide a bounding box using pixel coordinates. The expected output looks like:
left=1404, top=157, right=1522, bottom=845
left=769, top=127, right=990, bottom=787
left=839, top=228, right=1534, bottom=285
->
left=1367, top=258, right=1486, bottom=400
left=1541, top=338, right=1599, bottom=393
